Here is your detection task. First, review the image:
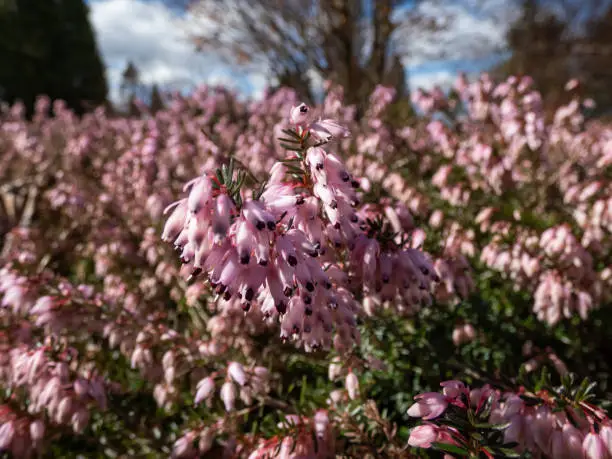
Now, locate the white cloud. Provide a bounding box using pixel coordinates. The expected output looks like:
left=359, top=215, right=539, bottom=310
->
left=90, top=0, right=508, bottom=103
left=90, top=0, right=268, bottom=102
left=399, top=1, right=510, bottom=67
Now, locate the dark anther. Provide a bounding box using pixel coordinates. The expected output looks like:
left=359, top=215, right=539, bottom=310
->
left=241, top=302, right=251, bottom=312
left=351, top=180, right=360, bottom=189
left=256, top=220, right=266, bottom=230
left=267, top=221, right=276, bottom=231
left=305, top=281, right=315, bottom=292
left=305, top=306, right=313, bottom=315
left=245, top=288, right=254, bottom=302
left=340, top=171, right=350, bottom=182
left=276, top=301, right=287, bottom=314
left=299, top=105, right=308, bottom=113
left=296, top=196, right=305, bottom=205
left=240, top=253, right=250, bottom=265
left=303, top=294, right=312, bottom=305
left=283, top=287, right=293, bottom=297
left=258, top=259, right=268, bottom=267
left=288, top=255, right=298, bottom=266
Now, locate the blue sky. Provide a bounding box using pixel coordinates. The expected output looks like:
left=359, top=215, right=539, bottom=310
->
left=88, top=0, right=509, bottom=103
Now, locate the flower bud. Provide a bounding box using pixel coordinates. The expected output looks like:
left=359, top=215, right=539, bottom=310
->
left=345, top=371, right=360, bottom=400
left=195, top=377, right=215, bottom=405
left=220, top=381, right=236, bottom=412
left=172, top=432, right=195, bottom=458
left=198, top=427, right=214, bottom=454
left=29, top=420, right=45, bottom=443
left=0, top=421, right=15, bottom=449
left=228, top=362, right=247, bottom=386
left=408, top=424, right=438, bottom=448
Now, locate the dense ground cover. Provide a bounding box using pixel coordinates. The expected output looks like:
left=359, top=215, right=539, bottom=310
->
left=0, top=75, right=611, bottom=458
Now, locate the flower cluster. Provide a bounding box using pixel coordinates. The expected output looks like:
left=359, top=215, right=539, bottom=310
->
left=162, top=103, right=438, bottom=351
left=408, top=380, right=612, bottom=458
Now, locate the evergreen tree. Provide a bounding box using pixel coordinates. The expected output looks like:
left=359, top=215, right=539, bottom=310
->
left=493, top=0, right=571, bottom=109
left=119, top=61, right=145, bottom=116
left=581, top=7, right=612, bottom=114
left=149, top=84, right=165, bottom=114
left=0, top=0, right=107, bottom=115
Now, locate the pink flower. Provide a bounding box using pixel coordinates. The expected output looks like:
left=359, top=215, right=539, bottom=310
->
left=562, top=423, right=585, bottom=458
left=220, top=381, right=236, bottom=412
left=583, top=432, right=606, bottom=459
left=345, top=371, right=360, bottom=400
left=440, top=380, right=466, bottom=399
left=309, top=119, right=350, bottom=142
left=407, top=392, right=448, bottom=420
left=0, top=421, right=15, bottom=449
left=290, top=103, right=310, bottom=125
left=228, top=362, right=247, bottom=386
left=408, top=424, right=438, bottom=448
left=600, top=424, right=612, bottom=457
left=172, top=432, right=196, bottom=458
left=195, top=377, right=215, bottom=405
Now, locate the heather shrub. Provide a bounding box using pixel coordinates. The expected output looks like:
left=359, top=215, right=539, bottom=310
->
left=0, top=76, right=611, bottom=458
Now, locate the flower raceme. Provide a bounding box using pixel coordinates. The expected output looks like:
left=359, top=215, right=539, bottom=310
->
left=407, top=380, right=612, bottom=458
left=162, top=104, right=438, bottom=351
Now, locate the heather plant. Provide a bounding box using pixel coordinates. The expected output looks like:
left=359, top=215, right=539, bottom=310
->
left=0, top=74, right=611, bottom=458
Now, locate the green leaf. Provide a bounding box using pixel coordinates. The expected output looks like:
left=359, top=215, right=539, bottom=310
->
left=228, top=157, right=235, bottom=180
left=215, top=169, right=224, bottom=185
left=474, top=421, right=511, bottom=431
left=277, top=137, right=301, bottom=144
left=299, top=375, right=307, bottom=405
left=279, top=143, right=305, bottom=152
left=281, top=128, right=302, bottom=139
left=431, top=442, right=469, bottom=456
left=492, top=447, right=522, bottom=458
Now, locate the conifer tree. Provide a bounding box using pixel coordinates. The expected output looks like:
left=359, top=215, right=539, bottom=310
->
left=0, top=0, right=107, bottom=115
